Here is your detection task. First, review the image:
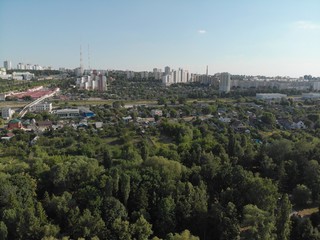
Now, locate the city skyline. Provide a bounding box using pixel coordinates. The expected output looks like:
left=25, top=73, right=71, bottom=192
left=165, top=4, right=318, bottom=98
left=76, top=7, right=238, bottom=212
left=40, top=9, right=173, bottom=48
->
left=1, top=0, right=320, bottom=77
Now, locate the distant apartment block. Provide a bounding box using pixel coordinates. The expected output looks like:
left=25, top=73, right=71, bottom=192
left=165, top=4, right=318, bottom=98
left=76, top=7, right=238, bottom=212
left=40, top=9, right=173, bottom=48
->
left=75, top=67, right=84, bottom=77
left=153, top=68, right=163, bottom=80
left=2, top=107, right=14, bottom=119
left=256, top=93, right=287, bottom=100
left=162, top=68, right=191, bottom=86
left=219, top=72, right=231, bottom=93
left=126, top=70, right=135, bottom=79
left=16, top=62, right=51, bottom=71
left=3, top=60, right=12, bottom=70
left=76, top=71, right=107, bottom=91
left=231, top=78, right=320, bottom=91
left=29, top=103, right=52, bottom=112
left=164, top=66, right=171, bottom=75
left=192, top=73, right=219, bottom=86
left=140, top=71, right=149, bottom=79
left=302, top=93, right=320, bottom=99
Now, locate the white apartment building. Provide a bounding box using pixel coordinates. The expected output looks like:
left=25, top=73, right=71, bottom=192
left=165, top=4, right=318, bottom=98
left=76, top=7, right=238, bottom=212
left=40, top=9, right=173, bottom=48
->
left=219, top=72, right=231, bottom=93
left=17, top=63, right=26, bottom=70
left=2, top=107, right=14, bottom=119
left=76, top=73, right=107, bottom=91
left=33, top=65, right=43, bottom=70
left=29, top=103, right=52, bottom=112
left=162, top=68, right=191, bottom=86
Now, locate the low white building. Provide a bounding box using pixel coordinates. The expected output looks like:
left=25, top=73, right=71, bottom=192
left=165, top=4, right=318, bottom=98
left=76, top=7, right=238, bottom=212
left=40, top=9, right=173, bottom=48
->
left=54, top=109, right=80, bottom=118
left=29, top=103, right=52, bottom=112
left=12, top=72, right=35, bottom=80
left=0, top=67, right=6, bottom=76
left=2, top=107, right=14, bottom=119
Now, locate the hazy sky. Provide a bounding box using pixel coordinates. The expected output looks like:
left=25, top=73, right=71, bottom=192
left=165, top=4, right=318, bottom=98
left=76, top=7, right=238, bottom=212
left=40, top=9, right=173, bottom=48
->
left=1, top=0, right=320, bottom=77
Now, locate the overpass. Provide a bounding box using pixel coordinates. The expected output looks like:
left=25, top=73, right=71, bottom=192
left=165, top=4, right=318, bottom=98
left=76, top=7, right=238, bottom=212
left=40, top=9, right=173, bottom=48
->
left=18, top=88, right=60, bottom=118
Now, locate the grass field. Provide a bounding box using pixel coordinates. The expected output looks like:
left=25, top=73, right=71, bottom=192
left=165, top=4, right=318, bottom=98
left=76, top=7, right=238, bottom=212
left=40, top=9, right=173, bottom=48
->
left=293, top=207, right=319, bottom=217
left=54, top=99, right=159, bottom=107
left=0, top=101, right=31, bottom=108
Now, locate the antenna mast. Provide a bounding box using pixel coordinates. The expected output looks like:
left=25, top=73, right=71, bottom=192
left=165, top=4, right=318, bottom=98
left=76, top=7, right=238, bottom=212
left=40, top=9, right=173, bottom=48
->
left=88, top=44, right=91, bottom=70
left=80, top=45, right=83, bottom=74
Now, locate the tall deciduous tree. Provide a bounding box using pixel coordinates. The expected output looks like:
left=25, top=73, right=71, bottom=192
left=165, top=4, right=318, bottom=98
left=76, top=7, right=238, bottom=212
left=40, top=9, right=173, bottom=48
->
left=242, top=204, right=275, bottom=240
left=276, top=194, right=292, bottom=240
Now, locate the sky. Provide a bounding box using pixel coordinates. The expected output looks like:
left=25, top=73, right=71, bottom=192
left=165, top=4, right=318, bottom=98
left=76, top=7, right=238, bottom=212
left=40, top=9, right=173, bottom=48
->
left=1, top=0, right=320, bottom=77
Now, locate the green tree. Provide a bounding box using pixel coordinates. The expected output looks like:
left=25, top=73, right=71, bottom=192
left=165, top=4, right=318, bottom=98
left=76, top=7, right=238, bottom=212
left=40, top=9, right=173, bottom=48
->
left=154, top=196, right=176, bottom=237
left=241, top=204, right=275, bottom=240
left=261, top=112, right=276, bottom=126
left=276, top=194, right=292, bottom=240
left=131, top=215, right=153, bottom=240
left=158, top=97, right=167, bottom=105
left=120, top=173, right=131, bottom=206
left=166, top=230, right=199, bottom=240
left=112, top=218, right=132, bottom=240
left=72, top=209, right=105, bottom=239
left=303, top=160, right=320, bottom=201
left=0, top=221, right=8, bottom=240
left=292, top=184, right=312, bottom=207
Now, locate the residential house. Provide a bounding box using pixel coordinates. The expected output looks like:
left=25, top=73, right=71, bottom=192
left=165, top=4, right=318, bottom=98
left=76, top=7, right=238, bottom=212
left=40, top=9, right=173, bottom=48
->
left=7, top=119, right=22, bottom=130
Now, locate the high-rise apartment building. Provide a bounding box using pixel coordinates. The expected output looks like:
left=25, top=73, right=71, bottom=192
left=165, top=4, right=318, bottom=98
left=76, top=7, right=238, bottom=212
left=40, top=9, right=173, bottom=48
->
left=219, top=72, right=231, bottom=93
left=162, top=68, right=191, bottom=86
left=164, top=66, right=171, bottom=75
left=3, top=60, right=12, bottom=70
left=140, top=71, right=149, bottom=79
left=76, top=72, right=107, bottom=91
left=97, top=74, right=107, bottom=92
left=153, top=68, right=163, bottom=80
left=17, top=63, right=26, bottom=70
